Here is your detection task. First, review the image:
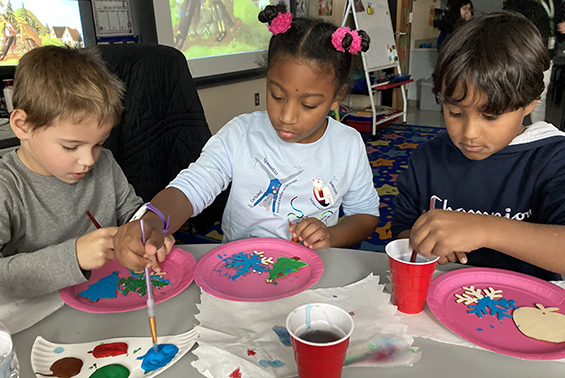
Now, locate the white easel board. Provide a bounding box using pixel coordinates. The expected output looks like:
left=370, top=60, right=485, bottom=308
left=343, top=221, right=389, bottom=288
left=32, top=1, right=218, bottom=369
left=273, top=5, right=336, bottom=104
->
left=344, top=0, right=398, bottom=71
left=342, top=0, right=408, bottom=135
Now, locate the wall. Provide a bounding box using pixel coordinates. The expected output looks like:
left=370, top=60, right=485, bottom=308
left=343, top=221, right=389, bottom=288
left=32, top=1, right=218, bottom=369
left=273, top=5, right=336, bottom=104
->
left=408, top=0, right=441, bottom=100
left=472, top=0, right=503, bottom=15
left=309, top=0, right=347, bottom=25
left=197, top=78, right=267, bottom=134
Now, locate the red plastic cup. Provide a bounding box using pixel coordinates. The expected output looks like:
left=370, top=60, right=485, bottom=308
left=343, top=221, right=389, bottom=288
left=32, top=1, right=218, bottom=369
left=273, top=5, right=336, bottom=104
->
left=286, top=303, right=354, bottom=378
left=386, top=239, right=439, bottom=314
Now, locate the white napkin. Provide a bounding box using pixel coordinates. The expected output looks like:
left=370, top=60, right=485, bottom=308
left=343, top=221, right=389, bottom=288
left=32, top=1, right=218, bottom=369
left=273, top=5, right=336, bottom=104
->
left=397, top=270, right=565, bottom=362
left=0, top=291, right=64, bottom=334
left=192, top=274, right=421, bottom=378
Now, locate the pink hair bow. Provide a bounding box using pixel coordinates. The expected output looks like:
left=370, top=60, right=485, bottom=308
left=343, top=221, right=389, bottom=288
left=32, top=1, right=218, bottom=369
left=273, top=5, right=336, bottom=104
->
left=268, top=12, right=292, bottom=35
left=332, top=27, right=362, bottom=54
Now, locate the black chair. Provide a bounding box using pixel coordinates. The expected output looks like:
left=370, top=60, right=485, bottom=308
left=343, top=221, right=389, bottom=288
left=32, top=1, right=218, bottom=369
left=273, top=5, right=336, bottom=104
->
left=99, top=43, right=226, bottom=239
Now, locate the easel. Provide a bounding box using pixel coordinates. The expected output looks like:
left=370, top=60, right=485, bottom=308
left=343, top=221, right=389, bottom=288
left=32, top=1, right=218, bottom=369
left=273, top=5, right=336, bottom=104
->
left=341, top=0, right=413, bottom=135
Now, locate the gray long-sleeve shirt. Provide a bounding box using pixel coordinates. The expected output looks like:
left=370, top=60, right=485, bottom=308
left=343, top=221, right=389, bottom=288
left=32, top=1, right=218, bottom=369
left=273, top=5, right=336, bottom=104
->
left=0, top=148, right=143, bottom=302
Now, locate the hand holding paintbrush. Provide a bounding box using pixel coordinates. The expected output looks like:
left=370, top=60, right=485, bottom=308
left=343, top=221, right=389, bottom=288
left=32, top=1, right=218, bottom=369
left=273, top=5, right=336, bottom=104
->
left=79, top=210, right=116, bottom=270
left=140, top=219, right=159, bottom=352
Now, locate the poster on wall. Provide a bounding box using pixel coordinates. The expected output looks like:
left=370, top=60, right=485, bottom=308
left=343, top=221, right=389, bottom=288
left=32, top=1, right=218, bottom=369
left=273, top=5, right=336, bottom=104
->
left=295, top=0, right=308, bottom=17
left=91, top=0, right=134, bottom=37
left=319, top=0, right=332, bottom=15
left=0, top=0, right=85, bottom=66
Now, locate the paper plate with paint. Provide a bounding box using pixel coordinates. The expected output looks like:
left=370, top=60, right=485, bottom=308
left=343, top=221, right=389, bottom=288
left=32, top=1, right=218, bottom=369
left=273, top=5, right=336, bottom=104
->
left=59, top=247, right=196, bottom=313
left=31, top=328, right=198, bottom=378
left=427, top=267, right=565, bottom=360
left=194, top=238, right=324, bottom=302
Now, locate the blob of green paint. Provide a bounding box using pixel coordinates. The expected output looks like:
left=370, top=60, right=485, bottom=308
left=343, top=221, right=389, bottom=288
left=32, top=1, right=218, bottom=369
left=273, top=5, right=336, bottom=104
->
left=88, top=364, right=130, bottom=378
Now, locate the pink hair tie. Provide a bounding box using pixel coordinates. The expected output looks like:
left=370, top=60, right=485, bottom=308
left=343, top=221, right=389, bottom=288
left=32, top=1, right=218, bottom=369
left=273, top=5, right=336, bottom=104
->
left=268, top=12, right=292, bottom=35
left=332, top=27, right=362, bottom=54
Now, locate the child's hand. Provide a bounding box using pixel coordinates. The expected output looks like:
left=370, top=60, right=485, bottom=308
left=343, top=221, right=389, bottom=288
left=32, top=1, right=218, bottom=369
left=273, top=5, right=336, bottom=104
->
left=290, top=218, right=332, bottom=249
left=113, top=216, right=165, bottom=271
left=143, top=234, right=175, bottom=269
left=156, top=235, right=175, bottom=263
left=437, top=251, right=468, bottom=265
left=76, top=227, right=118, bottom=271
left=410, top=209, right=488, bottom=263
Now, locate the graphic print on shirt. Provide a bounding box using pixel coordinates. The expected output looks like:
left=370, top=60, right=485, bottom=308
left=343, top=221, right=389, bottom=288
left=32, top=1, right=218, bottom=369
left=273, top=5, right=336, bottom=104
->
left=249, top=157, right=304, bottom=214
left=428, top=194, right=533, bottom=221
left=311, top=177, right=334, bottom=207
left=287, top=196, right=305, bottom=223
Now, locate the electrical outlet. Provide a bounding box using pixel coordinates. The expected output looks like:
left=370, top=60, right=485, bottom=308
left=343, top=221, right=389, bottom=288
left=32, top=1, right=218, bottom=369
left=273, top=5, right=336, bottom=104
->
left=254, top=93, right=260, bottom=106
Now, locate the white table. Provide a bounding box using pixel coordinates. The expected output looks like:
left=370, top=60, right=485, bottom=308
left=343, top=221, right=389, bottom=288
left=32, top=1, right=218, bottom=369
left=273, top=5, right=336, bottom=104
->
left=13, top=244, right=564, bottom=377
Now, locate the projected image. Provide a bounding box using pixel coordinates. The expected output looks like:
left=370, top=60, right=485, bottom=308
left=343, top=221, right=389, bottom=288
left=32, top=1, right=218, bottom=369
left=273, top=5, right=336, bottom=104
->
left=0, top=0, right=84, bottom=66
left=170, top=0, right=273, bottom=60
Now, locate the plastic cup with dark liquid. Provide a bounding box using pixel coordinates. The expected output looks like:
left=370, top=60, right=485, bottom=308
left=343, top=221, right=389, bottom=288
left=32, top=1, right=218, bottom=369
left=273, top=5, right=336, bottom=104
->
left=286, top=303, right=354, bottom=378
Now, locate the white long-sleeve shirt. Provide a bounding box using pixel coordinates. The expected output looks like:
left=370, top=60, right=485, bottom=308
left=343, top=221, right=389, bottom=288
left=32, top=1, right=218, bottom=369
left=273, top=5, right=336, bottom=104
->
left=169, top=111, right=380, bottom=242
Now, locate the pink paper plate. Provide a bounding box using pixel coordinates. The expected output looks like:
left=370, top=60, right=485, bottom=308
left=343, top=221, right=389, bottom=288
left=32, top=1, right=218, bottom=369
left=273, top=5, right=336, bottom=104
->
left=194, top=238, right=324, bottom=302
left=60, top=247, right=196, bottom=313
left=427, top=267, right=565, bottom=360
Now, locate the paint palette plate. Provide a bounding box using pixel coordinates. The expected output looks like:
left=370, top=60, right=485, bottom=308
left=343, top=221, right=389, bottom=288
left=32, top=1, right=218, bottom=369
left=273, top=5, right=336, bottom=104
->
left=59, top=247, right=196, bottom=313
left=31, top=328, right=198, bottom=378
left=194, top=238, right=324, bottom=302
left=427, top=267, right=565, bottom=360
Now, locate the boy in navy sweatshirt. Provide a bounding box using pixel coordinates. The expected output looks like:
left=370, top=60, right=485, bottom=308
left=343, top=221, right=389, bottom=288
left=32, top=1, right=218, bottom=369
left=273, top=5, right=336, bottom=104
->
left=392, top=11, right=565, bottom=280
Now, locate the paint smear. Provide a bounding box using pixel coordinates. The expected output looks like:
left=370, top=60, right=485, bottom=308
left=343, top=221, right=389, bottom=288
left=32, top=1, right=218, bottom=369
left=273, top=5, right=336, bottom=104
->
left=78, top=272, right=120, bottom=302
left=88, top=364, right=130, bottom=378
left=266, top=257, right=308, bottom=285
left=272, top=325, right=291, bottom=346
left=229, top=367, right=242, bottom=378
left=53, top=347, right=64, bottom=354
left=35, top=357, right=83, bottom=378
left=259, top=359, right=285, bottom=367
left=247, top=349, right=256, bottom=356
left=136, top=343, right=179, bottom=374
left=88, top=342, right=128, bottom=358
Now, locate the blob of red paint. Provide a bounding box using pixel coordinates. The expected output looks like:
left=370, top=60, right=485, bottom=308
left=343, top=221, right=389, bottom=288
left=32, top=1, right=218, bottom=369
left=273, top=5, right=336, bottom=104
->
left=88, top=342, right=128, bottom=358
left=229, top=367, right=242, bottom=378
left=247, top=349, right=256, bottom=356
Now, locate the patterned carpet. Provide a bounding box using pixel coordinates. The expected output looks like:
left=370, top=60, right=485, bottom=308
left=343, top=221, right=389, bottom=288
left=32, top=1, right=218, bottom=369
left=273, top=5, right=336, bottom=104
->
left=351, top=123, right=444, bottom=252
left=175, top=123, right=445, bottom=251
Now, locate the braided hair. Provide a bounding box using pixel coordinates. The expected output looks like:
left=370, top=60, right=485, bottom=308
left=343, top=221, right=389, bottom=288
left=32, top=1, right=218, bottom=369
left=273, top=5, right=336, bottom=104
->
left=259, top=4, right=370, bottom=92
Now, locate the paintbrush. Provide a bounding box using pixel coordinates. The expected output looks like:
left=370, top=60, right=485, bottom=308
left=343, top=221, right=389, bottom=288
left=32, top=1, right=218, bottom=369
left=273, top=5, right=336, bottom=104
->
left=140, top=219, right=159, bottom=352
left=409, top=247, right=417, bottom=263
left=411, top=201, right=437, bottom=263
left=85, top=210, right=102, bottom=229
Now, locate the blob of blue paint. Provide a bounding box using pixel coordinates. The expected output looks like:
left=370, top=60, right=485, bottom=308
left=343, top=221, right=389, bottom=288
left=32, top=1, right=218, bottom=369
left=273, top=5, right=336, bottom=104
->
left=272, top=326, right=291, bottom=347
left=305, top=304, right=313, bottom=330
left=259, top=360, right=285, bottom=367
left=476, top=328, right=483, bottom=332
left=78, top=271, right=120, bottom=301
left=53, top=347, right=64, bottom=354
left=136, top=343, right=179, bottom=373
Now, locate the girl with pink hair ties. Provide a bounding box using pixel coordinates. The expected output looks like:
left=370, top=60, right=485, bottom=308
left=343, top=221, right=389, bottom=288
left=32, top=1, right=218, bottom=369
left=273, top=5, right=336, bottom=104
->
left=113, top=3, right=380, bottom=272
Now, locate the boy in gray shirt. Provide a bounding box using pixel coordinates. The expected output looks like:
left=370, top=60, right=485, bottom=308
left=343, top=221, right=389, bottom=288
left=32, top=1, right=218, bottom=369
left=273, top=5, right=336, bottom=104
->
left=0, top=46, right=159, bottom=302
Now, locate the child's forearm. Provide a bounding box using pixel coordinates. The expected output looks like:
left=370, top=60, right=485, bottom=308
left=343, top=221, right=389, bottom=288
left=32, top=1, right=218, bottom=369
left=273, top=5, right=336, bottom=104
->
left=483, top=216, right=565, bottom=276
left=147, top=187, right=194, bottom=236
left=328, top=214, right=379, bottom=248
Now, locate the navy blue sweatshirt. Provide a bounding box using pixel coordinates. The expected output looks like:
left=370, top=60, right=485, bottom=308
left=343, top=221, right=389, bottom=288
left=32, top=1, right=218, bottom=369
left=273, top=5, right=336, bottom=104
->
left=392, top=122, right=565, bottom=280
